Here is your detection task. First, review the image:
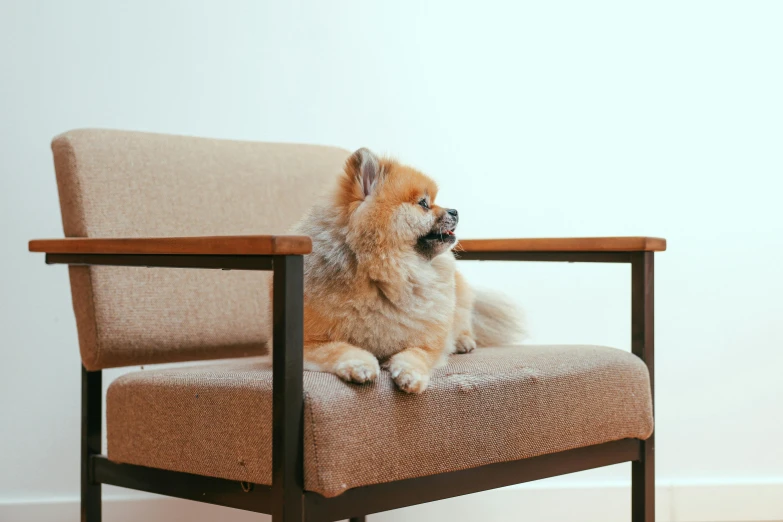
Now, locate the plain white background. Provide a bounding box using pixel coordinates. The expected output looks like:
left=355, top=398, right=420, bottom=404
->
left=1, top=1, right=782, bottom=521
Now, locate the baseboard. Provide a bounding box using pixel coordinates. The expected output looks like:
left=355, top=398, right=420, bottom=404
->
left=0, top=493, right=266, bottom=522
left=2, top=481, right=782, bottom=522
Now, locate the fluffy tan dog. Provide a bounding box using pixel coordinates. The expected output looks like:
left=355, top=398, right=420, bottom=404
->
left=291, top=148, right=523, bottom=393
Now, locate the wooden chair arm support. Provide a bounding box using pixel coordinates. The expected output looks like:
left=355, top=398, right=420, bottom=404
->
left=28, top=235, right=312, bottom=256
left=458, top=237, right=666, bottom=253
left=455, top=237, right=665, bottom=263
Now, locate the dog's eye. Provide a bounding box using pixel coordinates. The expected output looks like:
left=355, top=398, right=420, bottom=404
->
left=418, top=198, right=430, bottom=210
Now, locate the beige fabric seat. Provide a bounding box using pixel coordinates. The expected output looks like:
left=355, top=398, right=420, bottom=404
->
left=107, top=345, right=653, bottom=498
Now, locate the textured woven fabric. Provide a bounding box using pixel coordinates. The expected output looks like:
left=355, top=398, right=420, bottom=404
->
left=52, top=129, right=349, bottom=370
left=106, top=345, right=653, bottom=498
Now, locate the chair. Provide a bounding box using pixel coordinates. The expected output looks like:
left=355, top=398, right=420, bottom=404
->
left=29, top=129, right=664, bottom=522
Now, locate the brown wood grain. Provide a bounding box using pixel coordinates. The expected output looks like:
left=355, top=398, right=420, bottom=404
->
left=29, top=235, right=312, bottom=255
left=30, top=235, right=665, bottom=255
left=457, top=237, right=666, bottom=252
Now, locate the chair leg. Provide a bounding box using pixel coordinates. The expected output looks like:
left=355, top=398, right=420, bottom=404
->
left=631, top=253, right=655, bottom=522
left=82, top=366, right=102, bottom=522
left=632, top=436, right=654, bottom=522
left=271, top=256, right=305, bottom=522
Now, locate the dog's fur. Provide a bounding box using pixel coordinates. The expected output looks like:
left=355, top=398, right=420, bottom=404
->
left=282, top=148, right=523, bottom=393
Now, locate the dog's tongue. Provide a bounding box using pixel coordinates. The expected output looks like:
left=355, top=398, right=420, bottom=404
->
left=445, top=230, right=454, bottom=236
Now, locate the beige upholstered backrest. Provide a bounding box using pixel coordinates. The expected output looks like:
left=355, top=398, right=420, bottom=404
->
left=53, top=129, right=349, bottom=370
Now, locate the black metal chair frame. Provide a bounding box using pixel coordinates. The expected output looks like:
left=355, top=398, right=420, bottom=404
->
left=44, top=249, right=655, bottom=522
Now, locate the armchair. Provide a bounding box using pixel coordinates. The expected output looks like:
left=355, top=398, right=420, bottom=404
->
left=30, top=129, right=664, bottom=522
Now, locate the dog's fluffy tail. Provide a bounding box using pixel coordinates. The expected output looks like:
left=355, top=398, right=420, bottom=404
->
left=472, top=288, right=525, bottom=347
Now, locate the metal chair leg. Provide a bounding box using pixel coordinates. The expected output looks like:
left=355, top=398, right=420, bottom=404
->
left=82, top=366, right=102, bottom=522
left=632, top=437, right=655, bottom=521
left=271, top=256, right=305, bottom=522
left=631, top=252, right=655, bottom=522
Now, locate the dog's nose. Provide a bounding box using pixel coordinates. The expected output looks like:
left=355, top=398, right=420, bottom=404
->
left=447, top=208, right=458, bottom=218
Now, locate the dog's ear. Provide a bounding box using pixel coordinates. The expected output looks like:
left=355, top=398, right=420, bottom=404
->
left=346, top=147, right=380, bottom=198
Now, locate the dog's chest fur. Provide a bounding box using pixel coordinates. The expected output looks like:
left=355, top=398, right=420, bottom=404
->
left=301, top=227, right=457, bottom=359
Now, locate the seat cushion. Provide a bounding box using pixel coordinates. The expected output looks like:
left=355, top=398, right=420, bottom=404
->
left=106, top=345, right=653, bottom=498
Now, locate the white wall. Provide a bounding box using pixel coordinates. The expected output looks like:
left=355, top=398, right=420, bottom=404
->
left=1, top=1, right=782, bottom=520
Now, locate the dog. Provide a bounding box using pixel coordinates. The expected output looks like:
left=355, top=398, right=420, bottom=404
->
left=285, top=147, right=524, bottom=393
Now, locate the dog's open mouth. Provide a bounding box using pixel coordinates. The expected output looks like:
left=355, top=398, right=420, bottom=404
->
left=419, top=228, right=457, bottom=243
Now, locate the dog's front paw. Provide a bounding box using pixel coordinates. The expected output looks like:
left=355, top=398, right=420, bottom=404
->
left=454, top=333, right=477, bottom=354
left=386, top=357, right=430, bottom=394
left=334, top=356, right=380, bottom=384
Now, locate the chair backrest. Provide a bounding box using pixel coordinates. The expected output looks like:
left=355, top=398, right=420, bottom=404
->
left=53, top=129, right=349, bottom=370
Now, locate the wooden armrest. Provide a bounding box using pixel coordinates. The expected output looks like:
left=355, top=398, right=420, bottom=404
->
left=28, top=235, right=312, bottom=256
left=457, top=236, right=666, bottom=253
